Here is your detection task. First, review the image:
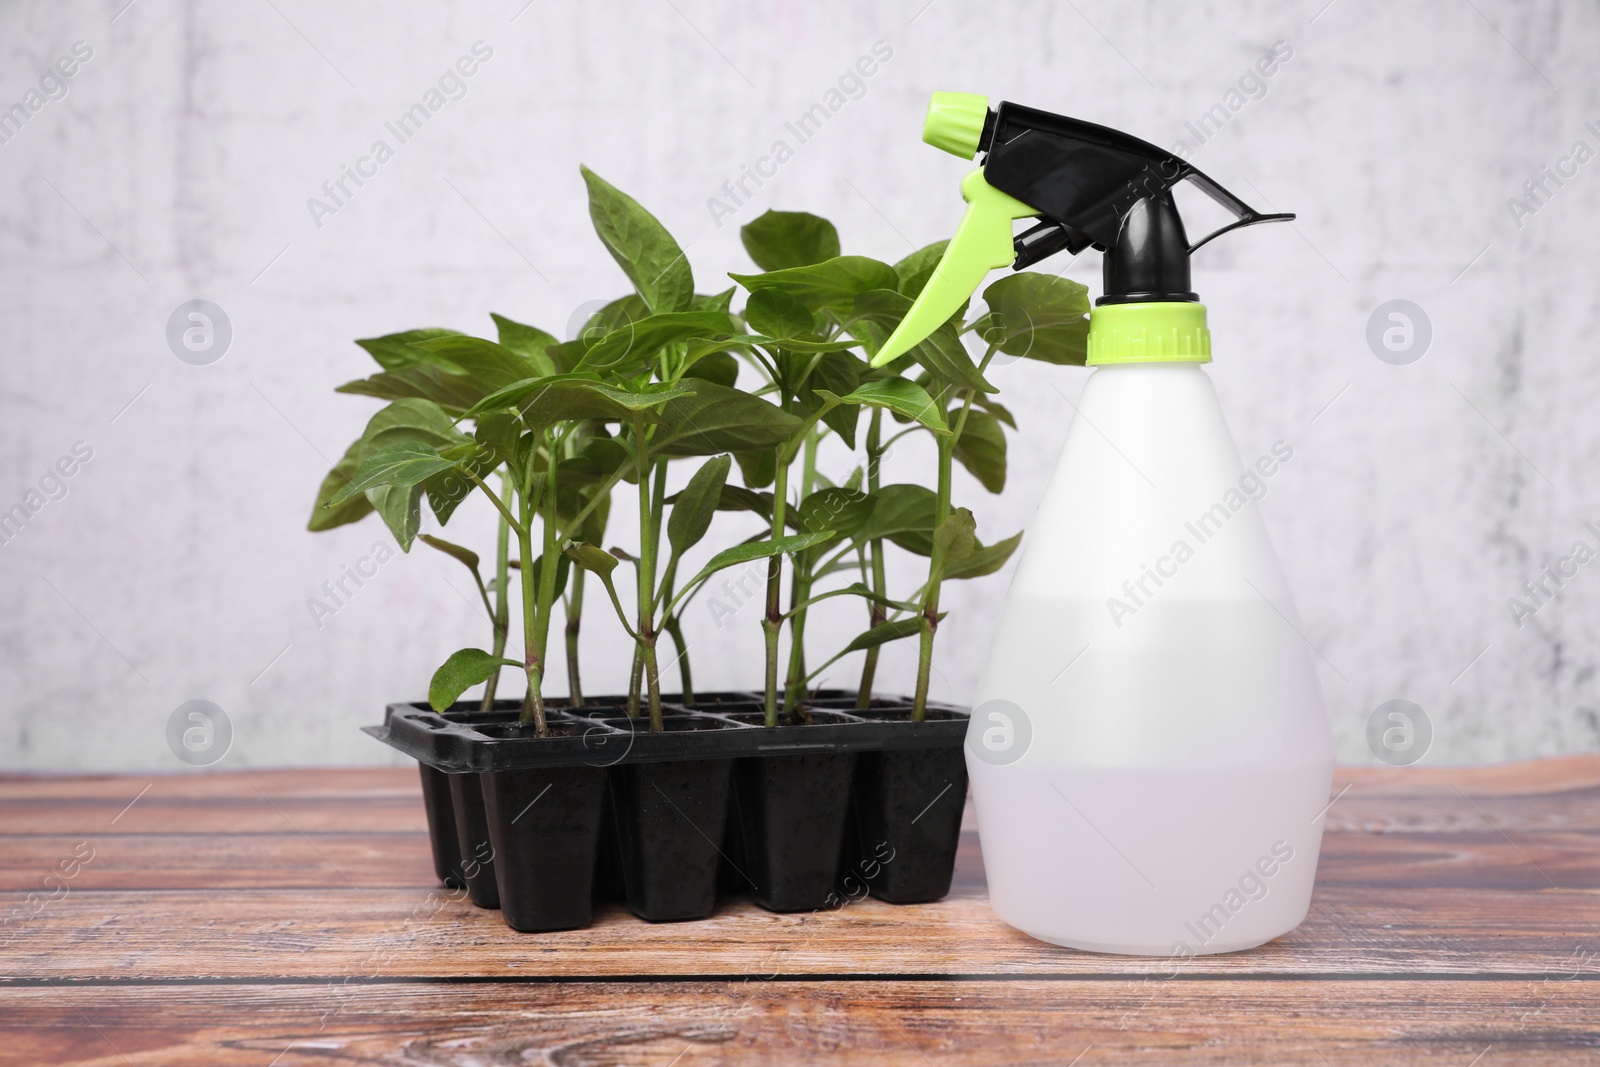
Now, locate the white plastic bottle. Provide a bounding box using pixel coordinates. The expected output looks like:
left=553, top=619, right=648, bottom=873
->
left=968, top=359, right=1334, bottom=955
left=861, top=90, right=1333, bottom=954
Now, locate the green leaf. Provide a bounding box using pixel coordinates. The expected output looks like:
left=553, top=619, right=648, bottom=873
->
left=841, top=616, right=924, bottom=654
left=976, top=272, right=1091, bottom=365
left=736, top=334, right=865, bottom=355
left=571, top=294, right=649, bottom=348
left=852, top=484, right=938, bottom=555
left=796, top=487, right=873, bottom=546
left=462, top=374, right=692, bottom=434
left=710, top=483, right=775, bottom=521
left=563, top=541, right=620, bottom=579
left=335, top=365, right=487, bottom=412
left=577, top=488, right=611, bottom=545
left=974, top=394, right=1017, bottom=429
left=806, top=613, right=944, bottom=682
left=894, top=240, right=950, bottom=301
left=676, top=531, right=837, bottom=602
left=740, top=210, right=841, bottom=271
left=424, top=446, right=499, bottom=526
left=355, top=328, right=462, bottom=371
left=827, top=379, right=948, bottom=435
left=788, top=581, right=921, bottom=617
left=651, top=380, right=805, bottom=456
left=328, top=442, right=459, bottom=507
left=527, top=549, right=571, bottom=599
left=850, top=290, right=995, bottom=394
left=933, top=508, right=977, bottom=566
left=574, top=310, right=736, bottom=374
left=743, top=288, right=815, bottom=339
left=308, top=439, right=374, bottom=532
left=944, top=530, right=1022, bottom=581
left=667, top=454, right=731, bottom=557
left=693, top=288, right=735, bottom=314
left=580, top=165, right=694, bottom=314
left=730, top=256, right=899, bottom=315
left=407, top=334, right=546, bottom=388
left=795, top=351, right=865, bottom=448
left=473, top=412, right=520, bottom=466
left=953, top=408, right=1007, bottom=493
left=356, top=401, right=476, bottom=536
left=429, top=648, right=520, bottom=712
left=490, top=313, right=558, bottom=375
left=370, top=484, right=423, bottom=552
left=419, top=534, right=480, bottom=573
left=734, top=448, right=776, bottom=489
left=576, top=434, right=631, bottom=479
left=682, top=350, right=739, bottom=388
left=562, top=540, right=636, bottom=639
left=360, top=398, right=469, bottom=452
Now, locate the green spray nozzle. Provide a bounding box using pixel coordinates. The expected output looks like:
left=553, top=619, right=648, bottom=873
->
left=922, top=91, right=989, bottom=158
left=870, top=91, right=1294, bottom=369
left=870, top=168, right=1037, bottom=367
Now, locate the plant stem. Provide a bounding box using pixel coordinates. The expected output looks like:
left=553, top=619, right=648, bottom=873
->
left=762, top=442, right=790, bottom=727
left=654, top=557, right=694, bottom=703
left=565, top=567, right=585, bottom=708
left=460, top=467, right=526, bottom=538
left=664, top=615, right=693, bottom=703
left=911, top=347, right=997, bottom=721
left=911, top=436, right=952, bottom=721
left=857, top=409, right=886, bottom=710
left=516, top=468, right=547, bottom=735
left=481, top=470, right=513, bottom=713
left=633, top=427, right=665, bottom=732
left=531, top=440, right=561, bottom=713
left=783, top=426, right=820, bottom=714
left=627, top=646, right=643, bottom=718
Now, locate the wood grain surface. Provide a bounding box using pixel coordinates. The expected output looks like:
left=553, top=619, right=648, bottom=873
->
left=2, top=757, right=1597, bottom=1065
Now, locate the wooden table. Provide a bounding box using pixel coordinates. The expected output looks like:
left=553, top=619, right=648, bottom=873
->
left=2, top=757, right=1597, bottom=1065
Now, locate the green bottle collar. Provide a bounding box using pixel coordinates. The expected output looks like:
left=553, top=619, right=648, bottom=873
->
left=1086, top=301, right=1211, bottom=366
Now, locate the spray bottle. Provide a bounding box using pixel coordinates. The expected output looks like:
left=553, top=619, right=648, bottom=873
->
left=873, top=93, right=1334, bottom=955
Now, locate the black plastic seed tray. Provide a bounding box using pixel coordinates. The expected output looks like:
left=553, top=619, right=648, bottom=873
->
left=365, top=695, right=970, bottom=773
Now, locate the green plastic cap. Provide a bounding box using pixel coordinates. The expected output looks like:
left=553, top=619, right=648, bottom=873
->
left=1086, top=302, right=1211, bottom=365
left=922, top=92, right=989, bottom=159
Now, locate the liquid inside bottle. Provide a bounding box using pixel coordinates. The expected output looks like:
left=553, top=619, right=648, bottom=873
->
left=969, top=362, right=1334, bottom=955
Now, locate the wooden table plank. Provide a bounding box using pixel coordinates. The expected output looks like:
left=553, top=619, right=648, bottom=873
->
left=4, top=757, right=1598, bottom=835
left=5, top=883, right=1599, bottom=979
left=1, top=980, right=1597, bottom=1066
left=3, top=757, right=1598, bottom=1065
left=2, top=824, right=1595, bottom=892
left=0, top=794, right=429, bottom=835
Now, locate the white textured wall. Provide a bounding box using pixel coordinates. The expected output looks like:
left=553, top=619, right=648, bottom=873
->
left=2, top=0, right=1597, bottom=770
